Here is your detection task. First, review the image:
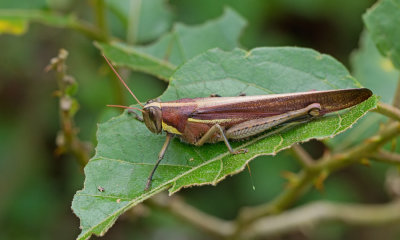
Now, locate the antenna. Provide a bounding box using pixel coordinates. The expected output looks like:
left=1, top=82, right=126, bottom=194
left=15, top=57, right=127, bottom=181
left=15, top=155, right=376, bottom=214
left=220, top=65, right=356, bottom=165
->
left=107, top=104, right=145, bottom=113
left=102, top=54, right=145, bottom=108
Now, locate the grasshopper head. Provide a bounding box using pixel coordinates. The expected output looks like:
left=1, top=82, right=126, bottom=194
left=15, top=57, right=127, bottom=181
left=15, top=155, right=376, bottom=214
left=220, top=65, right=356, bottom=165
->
left=102, top=54, right=162, bottom=134
left=143, top=105, right=162, bottom=134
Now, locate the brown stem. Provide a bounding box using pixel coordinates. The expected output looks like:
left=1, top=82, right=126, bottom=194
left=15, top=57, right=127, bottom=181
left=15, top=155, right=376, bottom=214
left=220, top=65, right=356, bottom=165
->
left=291, top=144, right=314, bottom=168
left=392, top=75, right=400, bottom=108
left=147, top=193, right=234, bottom=238
left=312, top=121, right=400, bottom=171
left=371, top=150, right=400, bottom=165
left=242, top=200, right=400, bottom=239
left=236, top=170, right=317, bottom=228
left=373, top=102, right=400, bottom=121
left=48, top=49, right=91, bottom=167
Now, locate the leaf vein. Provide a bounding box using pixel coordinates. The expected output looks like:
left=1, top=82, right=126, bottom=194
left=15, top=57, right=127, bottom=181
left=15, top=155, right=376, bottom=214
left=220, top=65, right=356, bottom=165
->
left=213, top=158, right=224, bottom=184
left=273, top=134, right=284, bottom=153
left=97, top=156, right=193, bottom=168
left=332, top=112, right=343, bottom=136
left=76, top=193, right=131, bottom=200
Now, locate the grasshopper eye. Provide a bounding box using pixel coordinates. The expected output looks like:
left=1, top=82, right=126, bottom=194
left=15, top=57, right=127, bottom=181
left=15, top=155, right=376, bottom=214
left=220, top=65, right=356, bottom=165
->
left=143, top=106, right=162, bottom=134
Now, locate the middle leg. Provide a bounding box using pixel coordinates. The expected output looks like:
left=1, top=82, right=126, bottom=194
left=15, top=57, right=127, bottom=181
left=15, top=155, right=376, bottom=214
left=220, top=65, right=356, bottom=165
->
left=195, top=124, right=247, bottom=154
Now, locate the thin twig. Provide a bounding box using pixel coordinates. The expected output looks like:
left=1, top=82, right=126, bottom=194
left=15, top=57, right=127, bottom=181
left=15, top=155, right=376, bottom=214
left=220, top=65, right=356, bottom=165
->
left=0, top=9, right=107, bottom=41
left=371, top=150, right=400, bottom=165
left=373, top=102, right=400, bottom=122
left=127, top=0, right=141, bottom=44
left=69, top=19, right=106, bottom=41
left=149, top=187, right=400, bottom=239
left=291, top=144, right=314, bottom=168
left=313, top=121, right=400, bottom=171
left=92, top=0, right=109, bottom=41
left=147, top=193, right=235, bottom=238
left=47, top=49, right=92, bottom=167
left=236, top=170, right=317, bottom=228
left=242, top=200, right=400, bottom=239
left=392, top=75, right=400, bottom=108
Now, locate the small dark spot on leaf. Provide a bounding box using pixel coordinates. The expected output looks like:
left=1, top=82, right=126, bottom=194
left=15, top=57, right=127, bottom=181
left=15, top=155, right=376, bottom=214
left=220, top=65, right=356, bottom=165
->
left=97, top=186, right=105, bottom=192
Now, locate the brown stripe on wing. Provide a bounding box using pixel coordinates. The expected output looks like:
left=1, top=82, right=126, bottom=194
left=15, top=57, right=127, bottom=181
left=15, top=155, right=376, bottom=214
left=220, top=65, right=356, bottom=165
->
left=190, top=88, right=372, bottom=119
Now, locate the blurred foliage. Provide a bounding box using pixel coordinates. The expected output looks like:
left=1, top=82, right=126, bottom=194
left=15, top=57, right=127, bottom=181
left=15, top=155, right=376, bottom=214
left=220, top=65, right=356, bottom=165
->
left=1, top=0, right=399, bottom=240
left=96, top=8, right=246, bottom=81
left=105, top=0, right=173, bottom=43
left=364, top=0, right=400, bottom=69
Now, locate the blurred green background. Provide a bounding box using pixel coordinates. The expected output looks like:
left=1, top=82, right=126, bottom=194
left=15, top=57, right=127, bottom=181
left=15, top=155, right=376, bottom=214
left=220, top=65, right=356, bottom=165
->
left=2, top=0, right=399, bottom=239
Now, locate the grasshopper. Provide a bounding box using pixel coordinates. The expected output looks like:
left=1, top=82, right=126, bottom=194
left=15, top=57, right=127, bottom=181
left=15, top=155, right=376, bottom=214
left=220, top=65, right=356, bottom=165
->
left=103, top=55, right=372, bottom=190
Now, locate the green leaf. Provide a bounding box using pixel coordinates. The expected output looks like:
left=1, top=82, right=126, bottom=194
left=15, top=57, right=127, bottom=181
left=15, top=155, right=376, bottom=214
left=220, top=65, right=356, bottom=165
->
left=96, top=8, right=247, bottom=81
left=72, top=47, right=377, bottom=239
left=328, top=31, right=399, bottom=150
left=135, top=7, right=246, bottom=66
left=352, top=31, right=398, bottom=103
left=105, top=0, right=173, bottom=43
left=363, top=0, right=400, bottom=69
left=95, top=41, right=176, bottom=81
left=0, top=9, right=78, bottom=35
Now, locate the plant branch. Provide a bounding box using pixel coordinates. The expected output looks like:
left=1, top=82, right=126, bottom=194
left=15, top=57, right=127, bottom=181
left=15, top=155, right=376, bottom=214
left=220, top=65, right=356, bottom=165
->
left=46, top=49, right=92, bottom=167
left=236, top=169, right=317, bottom=229
left=147, top=193, right=234, bottom=238
left=371, top=150, right=400, bottom=165
left=312, top=121, right=400, bottom=171
left=373, top=102, right=400, bottom=121
left=392, top=75, right=400, bottom=108
left=127, top=0, right=141, bottom=44
left=242, top=200, right=400, bottom=239
left=149, top=183, right=400, bottom=240
left=92, top=0, right=109, bottom=41
left=0, top=9, right=108, bottom=41
left=235, top=121, right=400, bottom=231
left=291, top=144, right=314, bottom=168
left=69, top=19, right=107, bottom=41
